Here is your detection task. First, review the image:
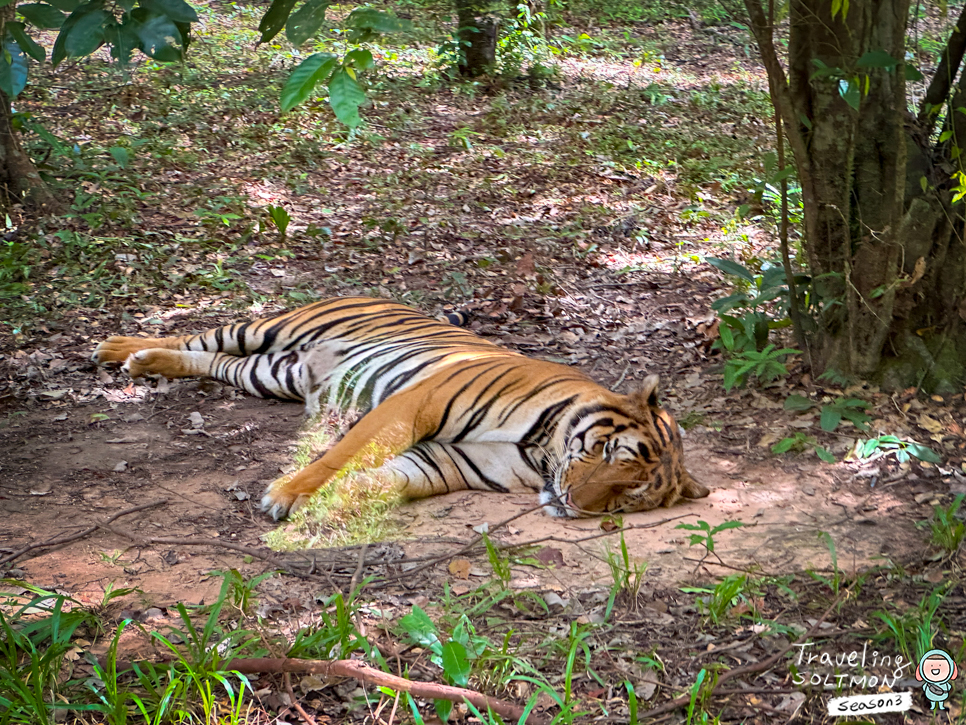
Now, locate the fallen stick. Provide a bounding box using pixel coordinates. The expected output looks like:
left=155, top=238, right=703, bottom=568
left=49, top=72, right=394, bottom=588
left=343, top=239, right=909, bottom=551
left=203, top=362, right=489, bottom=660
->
left=106, top=656, right=547, bottom=725
left=0, top=499, right=169, bottom=566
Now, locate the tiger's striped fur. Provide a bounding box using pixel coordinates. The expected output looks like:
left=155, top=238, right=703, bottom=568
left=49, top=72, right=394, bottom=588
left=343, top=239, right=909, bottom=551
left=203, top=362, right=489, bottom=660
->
left=93, top=297, right=708, bottom=519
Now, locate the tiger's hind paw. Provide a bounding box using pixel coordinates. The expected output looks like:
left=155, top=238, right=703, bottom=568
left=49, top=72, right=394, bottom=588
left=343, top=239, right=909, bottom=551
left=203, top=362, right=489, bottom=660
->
left=121, top=348, right=190, bottom=379
left=92, top=336, right=161, bottom=365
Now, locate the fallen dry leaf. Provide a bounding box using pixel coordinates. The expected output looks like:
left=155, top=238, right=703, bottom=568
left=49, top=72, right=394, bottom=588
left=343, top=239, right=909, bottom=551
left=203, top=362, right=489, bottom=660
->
left=533, top=546, right=564, bottom=568
left=448, top=559, right=471, bottom=579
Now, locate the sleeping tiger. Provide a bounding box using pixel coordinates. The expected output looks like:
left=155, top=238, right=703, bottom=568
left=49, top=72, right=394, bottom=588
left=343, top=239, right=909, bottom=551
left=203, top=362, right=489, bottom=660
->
left=92, top=297, right=708, bottom=519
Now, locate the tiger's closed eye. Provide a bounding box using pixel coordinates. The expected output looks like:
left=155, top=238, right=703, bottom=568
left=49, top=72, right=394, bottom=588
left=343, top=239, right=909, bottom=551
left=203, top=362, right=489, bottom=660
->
left=602, top=439, right=618, bottom=461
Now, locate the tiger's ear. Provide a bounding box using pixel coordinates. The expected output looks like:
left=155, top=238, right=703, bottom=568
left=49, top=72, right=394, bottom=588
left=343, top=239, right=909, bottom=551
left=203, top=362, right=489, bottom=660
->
left=628, top=374, right=661, bottom=410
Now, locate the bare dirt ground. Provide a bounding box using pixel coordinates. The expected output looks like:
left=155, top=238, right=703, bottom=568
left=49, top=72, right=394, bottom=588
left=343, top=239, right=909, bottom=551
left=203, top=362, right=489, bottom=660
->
left=0, top=292, right=945, bottom=610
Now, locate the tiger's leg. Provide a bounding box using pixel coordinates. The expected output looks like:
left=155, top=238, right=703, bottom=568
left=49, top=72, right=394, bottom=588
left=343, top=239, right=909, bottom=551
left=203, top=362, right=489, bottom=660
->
left=261, top=382, right=443, bottom=519
left=380, top=442, right=546, bottom=498
left=92, top=335, right=185, bottom=365
left=93, top=299, right=367, bottom=366
left=122, top=348, right=310, bottom=403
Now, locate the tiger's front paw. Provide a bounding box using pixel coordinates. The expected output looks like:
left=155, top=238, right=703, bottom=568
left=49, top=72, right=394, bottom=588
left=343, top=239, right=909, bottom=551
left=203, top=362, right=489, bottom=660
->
left=92, top=336, right=161, bottom=365
left=122, top=349, right=187, bottom=379
left=260, top=475, right=312, bottom=520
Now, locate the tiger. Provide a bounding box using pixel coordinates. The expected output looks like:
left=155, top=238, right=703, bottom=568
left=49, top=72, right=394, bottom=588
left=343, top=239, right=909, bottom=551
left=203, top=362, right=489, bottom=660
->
left=92, top=297, right=709, bottom=520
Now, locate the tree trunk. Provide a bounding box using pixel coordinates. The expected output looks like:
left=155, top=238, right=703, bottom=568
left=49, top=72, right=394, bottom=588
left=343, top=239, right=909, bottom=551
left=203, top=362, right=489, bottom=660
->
left=0, top=90, right=59, bottom=212
left=745, top=0, right=966, bottom=392
left=455, top=0, right=498, bottom=76
left=0, top=6, right=60, bottom=213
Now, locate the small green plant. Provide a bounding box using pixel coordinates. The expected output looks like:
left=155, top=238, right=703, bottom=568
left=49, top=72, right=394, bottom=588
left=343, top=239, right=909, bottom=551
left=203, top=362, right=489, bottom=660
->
left=0, top=584, right=98, bottom=724
left=449, top=126, right=483, bottom=151
left=481, top=531, right=513, bottom=589
left=682, top=574, right=754, bottom=626
left=397, top=604, right=489, bottom=722
left=214, top=568, right=276, bottom=615
left=853, top=435, right=942, bottom=464
left=923, top=494, right=966, bottom=557
left=265, top=204, right=291, bottom=243
left=808, top=531, right=842, bottom=595
left=771, top=431, right=835, bottom=462
left=874, top=587, right=947, bottom=661
left=784, top=393, right=871, bottom=432
left=625, top=681, right=639, bottom=725
left=723, top=343, right=799, bottom=391
left=678, top=410, right=706, bottom=430
left=604, top=526, right=647, bottom=619
left=149, top=576, right=262, bottom=722
left=676, top=520, right=745, bottom=562
left=685, top=668, right=710, bottom=725
left=288, top=588, right=379, bottom=662
left=498, top=1, right=561, bottom=79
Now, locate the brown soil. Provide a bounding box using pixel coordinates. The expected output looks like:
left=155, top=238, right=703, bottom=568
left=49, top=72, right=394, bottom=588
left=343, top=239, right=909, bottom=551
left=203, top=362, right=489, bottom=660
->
left=0, top=309, right=940, bottom=609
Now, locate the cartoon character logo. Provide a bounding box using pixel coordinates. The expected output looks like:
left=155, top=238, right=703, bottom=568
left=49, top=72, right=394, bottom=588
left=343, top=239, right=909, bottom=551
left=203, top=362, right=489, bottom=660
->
left=916, top=649, right=958, bottom=711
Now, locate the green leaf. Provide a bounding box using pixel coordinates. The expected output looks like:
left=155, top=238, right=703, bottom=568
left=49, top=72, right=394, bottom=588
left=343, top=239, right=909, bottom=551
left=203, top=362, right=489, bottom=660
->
left=705, top=257, right=755, bottom=282
left=676, top=521, right=710, bottom=532
left=18, top=2, right=66, bottom=28
left=718, top=322, right=734, bottom=350
left=905, top=442, right=942, bottom=464
left=841, top=409, right=870, bottom=431
left=344, top=7, right=408, bottom=33
left=258, top=0, right=299, bottom=43
left=63, top=7, right=109, bottom=57
left=131, top=9, right=182, bottom=61
left=46, top=0, right=80, bottom=10
left=398, top=605, right=439, bottom=649
left=816, top=446, right=836, bottom=463
left=856, top=50, right=898, bottom=70
left=440, top=641, right=470, bottom=687
left=279, top=52, right=336, bottom=112
left=0, top=41, right=28, bottom=98
left=109, top=146, right=129, bottom=167
left=7, top=23, right=45, bottom=62
left=905, top=64, right=924, bottom=81
left=284, top=0, right=329, bottom=46
left=52, top=1, right=103, bottom=66
left=328, top=66, right=365, bottom=127
left=434, top=699, right=453, bottom=723
left=345, top=47, right=374, bottom=70
left=784, top=394, right=813, bottom=411
left=771, top=438, right=794, bottom=454
left=141, top=0, right=197, bottom=23
left=859, top=439, right=879, bottom=457
left=103, top=19, right=142, bottom=64
left=820, top=407, right=843, bottom=432
left=839, top=78, right=860, bottom=110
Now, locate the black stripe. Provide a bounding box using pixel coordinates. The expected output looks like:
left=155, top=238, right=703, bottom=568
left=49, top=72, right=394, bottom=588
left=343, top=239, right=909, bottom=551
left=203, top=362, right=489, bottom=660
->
left=451, top=445, right=509, bottom=493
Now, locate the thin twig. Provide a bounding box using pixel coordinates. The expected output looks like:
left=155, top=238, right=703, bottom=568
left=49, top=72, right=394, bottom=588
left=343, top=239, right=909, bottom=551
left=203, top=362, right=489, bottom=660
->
left=349, top=542, right=369, bottom=594
left=284, top=671, right=318, bottom=725
left=0, top=500, right=169, bottom=566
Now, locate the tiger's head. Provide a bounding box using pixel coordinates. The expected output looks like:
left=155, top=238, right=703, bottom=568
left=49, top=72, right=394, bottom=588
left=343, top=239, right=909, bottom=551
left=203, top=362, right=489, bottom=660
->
left=541, top=374, right=708, bottom=518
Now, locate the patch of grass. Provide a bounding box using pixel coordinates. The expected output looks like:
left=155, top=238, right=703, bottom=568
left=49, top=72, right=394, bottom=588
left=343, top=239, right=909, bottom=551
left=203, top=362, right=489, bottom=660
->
left=264, top=419, right=405, bottom=548
left=874, top=587, right=947, bottom=662
left=922, top=494, right=966, bottom=558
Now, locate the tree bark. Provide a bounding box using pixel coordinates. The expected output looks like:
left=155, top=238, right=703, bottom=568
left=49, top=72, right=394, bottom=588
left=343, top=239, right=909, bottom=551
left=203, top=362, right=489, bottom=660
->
left=456, top=0, right=497, bottom=76
left=742, top=0, right=966, bottom=389
left=0, top=5, right=60, bottom=213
